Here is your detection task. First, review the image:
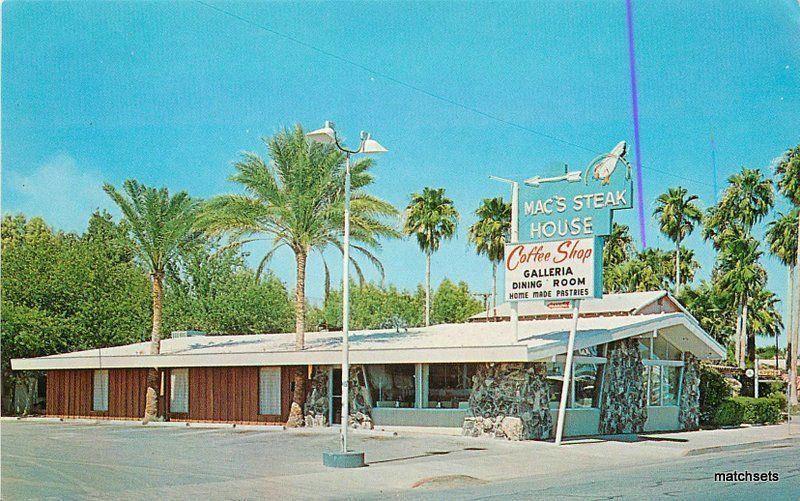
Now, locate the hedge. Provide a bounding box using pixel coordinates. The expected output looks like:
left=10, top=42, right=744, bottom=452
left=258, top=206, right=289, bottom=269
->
left=713, top=396, right=783, bottom=427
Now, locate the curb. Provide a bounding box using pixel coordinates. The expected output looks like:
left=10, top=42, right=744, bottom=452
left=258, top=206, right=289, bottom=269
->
left=1, top=416, right=285, bottom=432
left=684, top=436, right=800, bottom=456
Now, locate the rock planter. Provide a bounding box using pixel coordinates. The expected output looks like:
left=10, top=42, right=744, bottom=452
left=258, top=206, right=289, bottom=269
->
left=462, top=415, right=524, bottom=441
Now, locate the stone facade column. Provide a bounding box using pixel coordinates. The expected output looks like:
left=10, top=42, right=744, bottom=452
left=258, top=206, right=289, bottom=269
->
left=678, top=354, right=701, bottom=431
left=304, top=366, right=329, bottom=427
left=599, top=338, right=648, bottom=434
left=465, top=362, right=552, bottom=440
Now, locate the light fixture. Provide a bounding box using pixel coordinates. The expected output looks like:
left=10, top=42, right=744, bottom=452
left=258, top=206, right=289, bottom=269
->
left=306, top=121, right=337, bottom=144
left=360, top=132, right=388, bottom=154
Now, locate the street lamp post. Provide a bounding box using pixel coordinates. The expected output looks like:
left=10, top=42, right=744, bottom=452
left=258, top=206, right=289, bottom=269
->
left=308, top=121, right=387, bottom=468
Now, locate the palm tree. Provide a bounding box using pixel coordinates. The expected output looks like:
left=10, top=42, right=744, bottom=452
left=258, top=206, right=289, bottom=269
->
left=745, top=288, right=783, bottom=367
left=602, top=223, right=634, bottom=270
left=197, top=126, right=398, bottom=422
left=467, top=197, right=510, bottom=310
left=104, top=180, right=200, bottom=423
left=653, top=187, right=702, bottom=294
left=668, top=246, right=700, bottom=289
left=717, top=231, right=767, bottom=368
left=774, top=145, right=800, bottom=404
left=403, top=187, right=459, bottom=326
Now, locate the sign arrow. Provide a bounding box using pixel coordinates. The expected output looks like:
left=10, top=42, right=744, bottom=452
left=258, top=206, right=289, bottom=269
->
left=524, top=171, right=582, bottom=186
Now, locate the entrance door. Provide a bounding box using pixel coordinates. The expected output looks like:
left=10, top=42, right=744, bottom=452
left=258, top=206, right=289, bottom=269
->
left=331, top=369, right=342, bottom=424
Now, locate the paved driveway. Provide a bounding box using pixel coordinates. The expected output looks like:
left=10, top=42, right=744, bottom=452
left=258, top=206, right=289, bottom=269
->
left=2, top=420, right=798, bottom=499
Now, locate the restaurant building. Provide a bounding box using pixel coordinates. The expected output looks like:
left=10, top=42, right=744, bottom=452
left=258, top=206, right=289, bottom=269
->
left=11, top=291, right=725, bottom=439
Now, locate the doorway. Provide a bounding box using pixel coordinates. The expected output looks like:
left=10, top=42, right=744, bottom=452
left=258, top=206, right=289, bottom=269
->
left=331, top=368, right=342, bottom=424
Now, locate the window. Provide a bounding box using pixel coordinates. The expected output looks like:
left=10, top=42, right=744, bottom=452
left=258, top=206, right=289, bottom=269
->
left=93, top=370, right=108, bottom=411
left=170, top=369, right=189, bottom=413
left=546, top=346, right=605, bottom=409
left=366, top=364, right=416, bottom=408
left=641, top=333, right=684, bottom=406
left=662, top=366, right=681, bottom=406
left=426, top=363, right=476, bottom=408
left=259, top=367, right=281, bottom=415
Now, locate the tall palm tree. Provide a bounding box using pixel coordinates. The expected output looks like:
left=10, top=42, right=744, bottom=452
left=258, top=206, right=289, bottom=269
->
left=468, top=197, right=510, bottom=310
left=197, top=126, right=398, bottom=422
left=653, top=187, right=702, bottom=294
left=717, top=231, right=767, bottom=368
left=602, top=223, right=634, bottom=270
left=403, top=187, right=458, bottom=326
left=774, top=145, right=800, bottom=404
left=104, top=180, right=200, bottom=423
left=745, top=288, right=783, bottom=367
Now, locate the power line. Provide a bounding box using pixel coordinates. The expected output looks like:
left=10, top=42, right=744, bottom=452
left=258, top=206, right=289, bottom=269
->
left=195, top=0, right=717, bottom=192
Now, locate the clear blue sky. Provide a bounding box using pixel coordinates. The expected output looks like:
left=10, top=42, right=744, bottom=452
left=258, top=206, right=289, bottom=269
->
left=3, top=1, right=799, bottom=345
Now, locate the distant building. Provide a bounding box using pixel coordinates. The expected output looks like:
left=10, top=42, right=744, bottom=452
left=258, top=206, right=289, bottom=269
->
left=11, top=291, right=724, bottom=439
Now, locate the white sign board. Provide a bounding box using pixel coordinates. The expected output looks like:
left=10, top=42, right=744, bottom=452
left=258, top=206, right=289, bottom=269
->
left=504, top=237, right=603, bottom=302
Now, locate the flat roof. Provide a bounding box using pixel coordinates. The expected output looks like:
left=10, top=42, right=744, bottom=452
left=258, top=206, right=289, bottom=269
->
left=11, top=311, right=725, bottom=370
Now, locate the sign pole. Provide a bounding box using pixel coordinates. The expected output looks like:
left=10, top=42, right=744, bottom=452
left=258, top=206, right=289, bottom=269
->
left=510, top=181, right=519, bottom=341
left=555, top=299, right=580, bottom=446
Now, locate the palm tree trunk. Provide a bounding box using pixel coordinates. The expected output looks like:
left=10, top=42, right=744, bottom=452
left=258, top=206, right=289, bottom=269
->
left=294, top=250, right=307, bottom=351
left=734, top=300, right=742, bottom=366
left=287, top=249, right=308, bottom=427
left=425, top=251, right=431, bottom=327
left=675, top=242, right=681, bottom=295
left=143, top=271, right=164, bottom=424
left=740, top=298, right=749, bottom=369
left=491, top=261, right=498, bottom=311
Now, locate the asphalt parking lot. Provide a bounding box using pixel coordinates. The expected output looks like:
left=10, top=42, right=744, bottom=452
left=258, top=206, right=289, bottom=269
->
left=2, top=420, right=799, bottom=499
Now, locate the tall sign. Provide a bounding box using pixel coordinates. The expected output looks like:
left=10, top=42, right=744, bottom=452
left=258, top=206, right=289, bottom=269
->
left=504, top=141, right=633, bottom=302
left=498, top=141, right=635, bottom=447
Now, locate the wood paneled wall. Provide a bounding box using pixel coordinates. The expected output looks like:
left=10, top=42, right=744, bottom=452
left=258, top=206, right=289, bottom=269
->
left=187, top=366, right=291, bottom=423
left=45, top=367, right=293, bottom=423
left=46, top=369, right=93, bottom=416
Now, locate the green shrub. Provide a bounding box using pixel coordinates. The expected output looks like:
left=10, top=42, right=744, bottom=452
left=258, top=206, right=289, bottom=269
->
left=713, top=397, right=782, bottom=427
left=700, top=365, right=733, bottom=424
left=714, top=399, right=744, bottom=427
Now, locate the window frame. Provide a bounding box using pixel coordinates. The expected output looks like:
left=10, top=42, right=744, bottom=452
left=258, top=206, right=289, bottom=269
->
left=92, top=369, right=109, bottom=412
left=258, top=367, right=282, bottom=416
left=169, top=368, right=189, bottom=414
left=640, top=331, right=684, bottom=407
left=547, top=345, right=608, bottom=410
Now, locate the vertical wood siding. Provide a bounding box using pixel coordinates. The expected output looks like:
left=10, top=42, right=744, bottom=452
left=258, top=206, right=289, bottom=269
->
left=107, top=368, right=149, bottom=418
left=46, top=367, right=293, bottom=423
left=188, top=366, right=291, bottom=423
left=46, top=370, right=92, bottom=417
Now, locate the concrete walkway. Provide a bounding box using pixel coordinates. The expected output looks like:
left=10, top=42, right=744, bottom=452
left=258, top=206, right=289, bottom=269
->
left=2, top=418, right=798, bottom=499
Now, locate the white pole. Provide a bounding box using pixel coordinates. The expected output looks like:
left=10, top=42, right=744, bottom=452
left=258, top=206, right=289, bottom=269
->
left=555, top=299, right=580, bottom=445
left=510, top=181, right=519, bottom=341
left=754, top=357, right=759, bottom=399
left=341, top=153, right=351, bottom=453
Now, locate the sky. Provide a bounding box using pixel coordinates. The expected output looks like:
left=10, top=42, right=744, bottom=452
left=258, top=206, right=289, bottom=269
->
left=3, top=1, right=799, bottom=346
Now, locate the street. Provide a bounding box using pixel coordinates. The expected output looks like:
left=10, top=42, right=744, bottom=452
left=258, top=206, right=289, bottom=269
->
left=1, top=420, right=798, bottom=500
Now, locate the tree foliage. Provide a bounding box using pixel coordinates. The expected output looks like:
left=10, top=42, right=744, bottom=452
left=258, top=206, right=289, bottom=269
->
left=1, top=213, right=151, bottom=374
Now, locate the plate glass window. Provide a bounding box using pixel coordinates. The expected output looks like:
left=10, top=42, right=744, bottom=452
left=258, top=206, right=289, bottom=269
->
left=170, top=368, right=189, bottom=413
left=92, top=369, right=108, bottom=411
left=259, top=367, right=281, bottom=415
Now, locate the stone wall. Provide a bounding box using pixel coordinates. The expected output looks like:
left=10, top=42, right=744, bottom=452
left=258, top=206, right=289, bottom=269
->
left=348, top=365, right=373, bottom=429
left=304, top=366, right=329, bottom=427
left=466, top=362, right=552, bottom=440
left=599, top=338, right=648, bottom=434
left=303, top=365, right=373, bottom=429
left=678, top=354, right=701, bottom=431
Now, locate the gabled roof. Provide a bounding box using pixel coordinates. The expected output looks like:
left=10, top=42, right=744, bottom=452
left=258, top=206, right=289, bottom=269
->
left=469, top=291, right=675, bottom=321
left=11, top=308, right=725, bottom=371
